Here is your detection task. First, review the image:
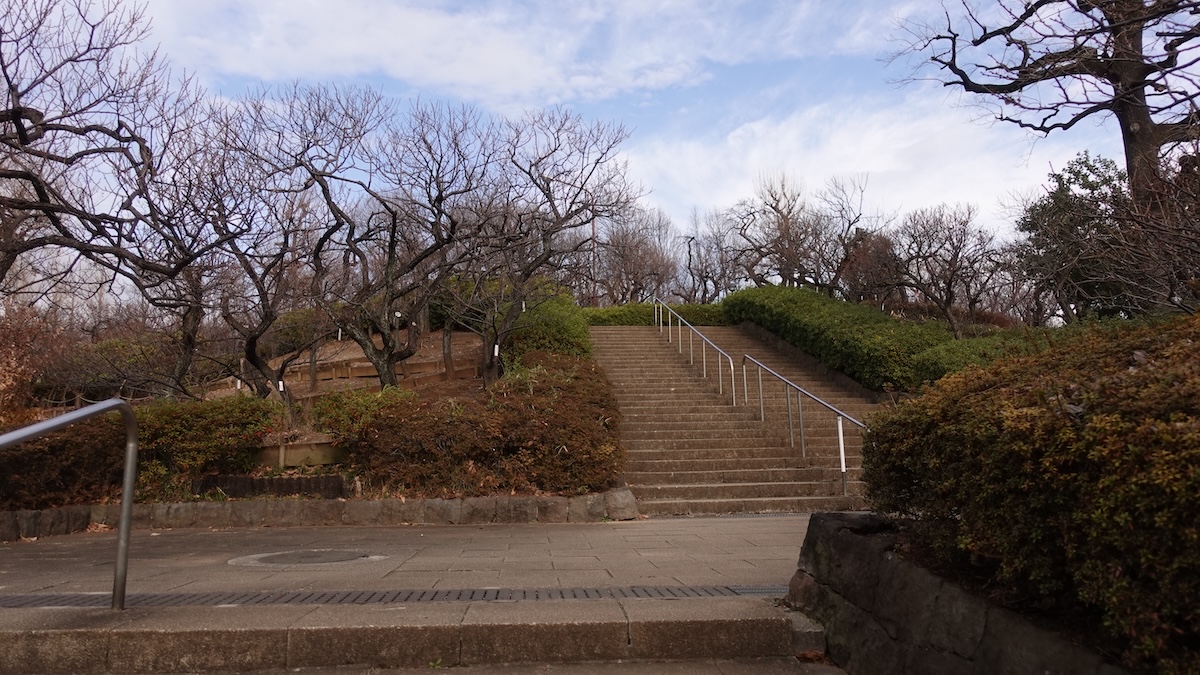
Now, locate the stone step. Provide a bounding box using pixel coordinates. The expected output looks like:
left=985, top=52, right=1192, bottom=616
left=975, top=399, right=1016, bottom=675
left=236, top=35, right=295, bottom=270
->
left=624, top=467, right=862, bottom=485
left=625, top=457, right=807, bottom=471
left=0, top=597, right=827, bottom=672
left=622, top=436, right=862, bottom=451
left=592, top=323, right=878, bottom=517
left=624, top=447, right=857, bottom=461
left=629, top=481, right=845, bottom=500
left=635, top=495, right=866, bottom=516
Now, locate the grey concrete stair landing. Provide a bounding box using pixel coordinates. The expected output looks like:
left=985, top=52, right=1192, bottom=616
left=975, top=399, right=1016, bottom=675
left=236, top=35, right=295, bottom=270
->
left=592, top=324, right=875, bottom=516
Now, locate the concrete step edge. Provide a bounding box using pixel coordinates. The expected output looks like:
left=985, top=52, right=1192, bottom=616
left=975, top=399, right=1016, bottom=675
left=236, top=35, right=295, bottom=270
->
left=0, top=597, right=816, bottom=672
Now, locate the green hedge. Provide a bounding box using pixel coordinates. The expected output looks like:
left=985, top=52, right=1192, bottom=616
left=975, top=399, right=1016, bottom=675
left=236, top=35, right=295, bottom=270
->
left=723, top=286, right=953, bottom=390
left=584, top=302, right=727, bottom=326
left=722, top=286, right=1052, bottom=390
left=508, top=294, right=592, bottom=358
left=864, top=315, right=1200, bottom=674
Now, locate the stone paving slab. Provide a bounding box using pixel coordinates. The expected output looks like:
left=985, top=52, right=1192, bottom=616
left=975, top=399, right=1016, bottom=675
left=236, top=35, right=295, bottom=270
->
left=0, top=516, right=811, bottom=596
left=0, top=515, right=844, bottom=673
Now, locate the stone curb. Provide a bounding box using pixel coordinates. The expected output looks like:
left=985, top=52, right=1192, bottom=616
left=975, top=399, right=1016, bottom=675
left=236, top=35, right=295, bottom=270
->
left=0, top=598, right=797, bottom=673
left=786, top=512, right=1129, bottom=675
left=0, top=487, right=639, bottom=542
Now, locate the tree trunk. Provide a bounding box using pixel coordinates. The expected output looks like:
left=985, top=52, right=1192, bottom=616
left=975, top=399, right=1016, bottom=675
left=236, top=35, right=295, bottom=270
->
left=442, top=321, right=455, bottom=378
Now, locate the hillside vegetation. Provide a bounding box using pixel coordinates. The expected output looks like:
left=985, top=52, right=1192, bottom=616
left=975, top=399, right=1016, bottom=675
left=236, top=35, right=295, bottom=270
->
left=864, top=314, right=1200, bottom=674
left=722, top=286, right=1041, bottom=391
left=1, top=298, right=624, bottom=508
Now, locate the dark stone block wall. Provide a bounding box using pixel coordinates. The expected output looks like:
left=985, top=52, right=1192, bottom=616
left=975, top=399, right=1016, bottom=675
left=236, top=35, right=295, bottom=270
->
left=787, top=512, right=1128, bottom=675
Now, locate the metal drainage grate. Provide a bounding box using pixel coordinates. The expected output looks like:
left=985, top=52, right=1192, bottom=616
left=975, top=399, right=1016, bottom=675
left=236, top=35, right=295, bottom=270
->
left=0, top=585, right=788, bottom=609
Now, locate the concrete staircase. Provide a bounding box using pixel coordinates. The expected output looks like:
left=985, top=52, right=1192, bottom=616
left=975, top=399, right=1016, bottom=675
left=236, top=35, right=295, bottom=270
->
left=591, top=324, right=877, bottom=516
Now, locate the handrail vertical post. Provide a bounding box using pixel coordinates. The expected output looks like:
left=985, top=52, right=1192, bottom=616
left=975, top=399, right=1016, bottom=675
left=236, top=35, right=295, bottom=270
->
left=724, top=355, right=734, bottom=401
left=741, top=365, right=748, bottom=405
left=729, top=357, right=736, bottom=405
left=756, top=367, right=764, bottom=422
left=112, top=404, right=138, bottom=610
left=797, top=392, right=807, bottom=460
left=717, top=353, right=725, bottom=396
left=786, top=384, right=795, bottom=448
left=688, top=330, right=694, bottom=365
left=837, top=416, right=847, bottom=497
left=702, top=342, right=707, bottom=379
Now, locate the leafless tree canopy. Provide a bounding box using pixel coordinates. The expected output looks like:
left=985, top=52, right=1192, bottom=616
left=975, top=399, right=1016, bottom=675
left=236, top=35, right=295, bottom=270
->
left=900, top=0, right=1200, bottom=203
left=0, top=0, right=220, bottom=295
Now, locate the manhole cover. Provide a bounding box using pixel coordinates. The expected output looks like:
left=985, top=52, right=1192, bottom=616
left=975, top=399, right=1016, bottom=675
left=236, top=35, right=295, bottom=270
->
left=228, top=549, right=388, bottom=567
left=260, top=550, right=368, bottom=565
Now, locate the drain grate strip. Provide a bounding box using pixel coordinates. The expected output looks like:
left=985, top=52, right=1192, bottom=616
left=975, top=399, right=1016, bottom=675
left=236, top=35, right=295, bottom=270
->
left=0, top=585, right=786, bottom=608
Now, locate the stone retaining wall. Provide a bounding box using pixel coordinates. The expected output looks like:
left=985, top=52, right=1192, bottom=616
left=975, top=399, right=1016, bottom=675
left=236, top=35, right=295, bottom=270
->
left=787, top=512, right=1128, bottom=675
left=0, top=487, right=639, bottom=542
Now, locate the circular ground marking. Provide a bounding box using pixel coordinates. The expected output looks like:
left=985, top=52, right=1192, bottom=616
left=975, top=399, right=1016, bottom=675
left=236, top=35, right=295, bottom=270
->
left=228, top=549, right=388, bottom=567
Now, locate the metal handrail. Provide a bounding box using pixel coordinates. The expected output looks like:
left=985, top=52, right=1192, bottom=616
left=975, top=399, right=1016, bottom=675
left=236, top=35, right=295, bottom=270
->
left=652, top=298, right=736, bottom=405
left=740, top=355, right=865, bottom=496
left=0, top=398, right=138, bottom=610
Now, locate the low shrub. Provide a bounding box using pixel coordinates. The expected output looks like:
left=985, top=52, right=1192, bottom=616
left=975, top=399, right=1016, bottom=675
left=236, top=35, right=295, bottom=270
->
left=0, top=413, right=125, bottom=511
left=507, top=294, right=592, bottom=358
left=314, top=387, right=416, bottom=446
left=346, top=351, right=624, bottom=497
left=583, top=302, right=727, bottom=326
left=1, top=395, right=278, bottom=509
left=909, top=327, right=1052, bottom=384
left=137, top=396, right=277, bottom=477
left=864, top=315, right=1200, bottom=674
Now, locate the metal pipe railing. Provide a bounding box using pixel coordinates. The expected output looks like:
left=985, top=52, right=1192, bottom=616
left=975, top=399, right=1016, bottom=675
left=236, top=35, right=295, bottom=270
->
left=0, top=398, right=138, bottom=610
left=653, top=298, right=736, bottom=405
left=740, top=355, right=866, bottom=496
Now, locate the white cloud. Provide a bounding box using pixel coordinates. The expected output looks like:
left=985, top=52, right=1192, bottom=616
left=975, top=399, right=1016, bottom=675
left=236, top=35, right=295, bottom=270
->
left=625, top=87, right=1123, bottom=237
left=142, top=0, right=910, bottom=108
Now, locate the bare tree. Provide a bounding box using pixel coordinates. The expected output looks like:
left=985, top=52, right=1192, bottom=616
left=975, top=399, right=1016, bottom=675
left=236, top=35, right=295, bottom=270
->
left=238, top=89, right=495, bottom=388
left=445, top=107, right=636, bottom=383
left=0, top=0, right=221, bottom=295
left=891, top=204, right=999, bottom=338
left=675, top=208, right=745, bottom=304
left=732, top=173, right=876, bottom=296
left=900, top=1, right=1200, bottom=205
left=593, top=206, right=676, bottom=305
left=840, top=228, right=902, bottom=307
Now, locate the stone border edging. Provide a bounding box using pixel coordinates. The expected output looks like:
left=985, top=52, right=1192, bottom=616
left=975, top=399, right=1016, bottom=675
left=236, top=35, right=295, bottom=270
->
left=787, top=512, right=1128, bottom=675
left=0, top=487, right=640, bottom=542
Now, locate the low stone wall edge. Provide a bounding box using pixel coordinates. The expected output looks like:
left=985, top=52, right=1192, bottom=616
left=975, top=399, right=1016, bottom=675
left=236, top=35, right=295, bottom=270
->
left=0, top=486, right=640, bottom=541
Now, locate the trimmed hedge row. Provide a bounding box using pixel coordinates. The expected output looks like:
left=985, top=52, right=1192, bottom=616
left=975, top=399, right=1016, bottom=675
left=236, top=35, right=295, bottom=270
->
left=722, top=286, right=1046, bottom=391
left=583, top=302, right=727, bottom=327
left=722, top=286, right=953, bottom=390
left=864, top=315, right=1200, bottom=674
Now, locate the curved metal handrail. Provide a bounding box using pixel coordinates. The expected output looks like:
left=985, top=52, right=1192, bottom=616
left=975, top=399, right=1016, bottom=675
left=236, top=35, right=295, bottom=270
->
left=741, top=354, right=865, bottom=496
left=0, top=398, right=139, bottom=610
left=652, top=298, right=736, bottom=405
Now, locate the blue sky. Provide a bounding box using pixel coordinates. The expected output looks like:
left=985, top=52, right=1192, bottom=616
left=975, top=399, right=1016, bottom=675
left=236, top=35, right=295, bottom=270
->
left=140, top=0, right=1125, bottom=237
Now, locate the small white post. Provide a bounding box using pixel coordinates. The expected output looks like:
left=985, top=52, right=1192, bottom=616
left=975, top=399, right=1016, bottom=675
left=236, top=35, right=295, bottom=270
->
left=837, top=416, right=847, bottom=496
